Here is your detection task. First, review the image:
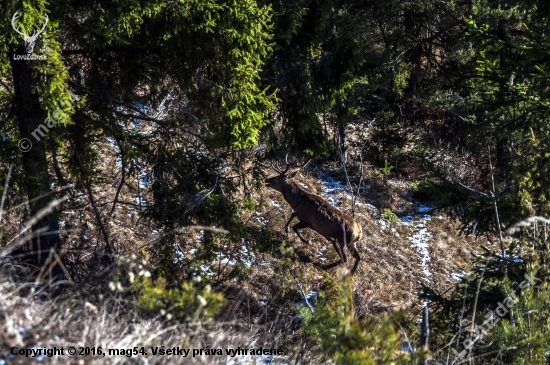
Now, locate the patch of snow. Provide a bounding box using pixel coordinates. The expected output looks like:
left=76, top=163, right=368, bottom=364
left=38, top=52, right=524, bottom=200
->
left=253, top=214, right=269, bottom=225
left=271, top=200, right=284, bottom=209
left=297, top=291, right=317, bottom=310
left=495, top=253, right=524, bottom=263
left=317, top=173, right=347, bottom=205
left=365, top=203, right=378, bottom=212
left=451, top=273, right=464, bottom=280
left=219, top=257, right=237, bottom=265
left=133, top=193, right=147, bottom=207
left=409, top=226, right=433, bottom=282
left=139, top=172, right=152, bottom=188
left=418, top=204, right=433, bottom=213
left=226, top=354, right=287, bottom=365
left=239, top=239, right=256, bottom=267
left=174, top=243, right=185, bottom=264
left=106, top=136, right=117, bottom=149
left=199, top=264, right=214, bottom=277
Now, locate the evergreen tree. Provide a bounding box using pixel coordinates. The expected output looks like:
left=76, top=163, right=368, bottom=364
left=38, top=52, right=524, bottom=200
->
left=0, top=0, right=276, bottom=274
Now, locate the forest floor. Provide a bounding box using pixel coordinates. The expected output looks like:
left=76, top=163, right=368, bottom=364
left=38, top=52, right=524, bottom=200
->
left=0, top=155, right=492, bottom=364
left=248, top=165, right=483, bottom=314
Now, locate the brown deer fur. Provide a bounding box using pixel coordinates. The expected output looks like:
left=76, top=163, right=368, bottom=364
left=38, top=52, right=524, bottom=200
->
left=265, top=159, right=362, bottom=276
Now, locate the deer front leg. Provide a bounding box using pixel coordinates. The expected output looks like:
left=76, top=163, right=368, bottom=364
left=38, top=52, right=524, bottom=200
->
left=292, top=221, right=312, bottom=245
left=323, top=225, right=347, bottom=271
left=284, top=212, right=297, bottom=233
left=323, top=238, right=346, bottom=270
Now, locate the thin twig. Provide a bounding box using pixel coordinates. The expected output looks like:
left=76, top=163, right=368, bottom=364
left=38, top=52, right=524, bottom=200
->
left=487, top=142, right=508, bottom=279
left=71, top=141, right=112, bottom=255
left=397, top=321, right=414, bottom=353
left=7, top=195, right=68, bottom=245
left=291, top=272, right=314, bottom=314
left=468, top=259, right=490, bottom=359
left=0, top=162, right=14, bottom=226
left=455, top=181, right=488, bottom=197
left=3, top=184, right=73, bottom=214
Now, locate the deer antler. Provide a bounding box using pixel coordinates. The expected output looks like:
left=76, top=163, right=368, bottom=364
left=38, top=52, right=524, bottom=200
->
left=30, top=14, right=48, bottom=39
left=271, top=161, right=283, bottom=174
left=11, top=11, right=28, bottom=40
left=271, top=154, right=312, bottom=176
left=285, top=153, right=292, bottom=165
left=11, top=12, right=49, bottom=54
left=288, top=158, right=312, bottom=175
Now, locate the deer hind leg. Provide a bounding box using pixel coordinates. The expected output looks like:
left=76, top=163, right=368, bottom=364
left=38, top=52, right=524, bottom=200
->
left=349, top=242, right=361, bottom=276
left=345, top=227, right=361, bottom=276
left=292, top=221, right=312, bottom=245
left=323, top=228, right=347, bottom=271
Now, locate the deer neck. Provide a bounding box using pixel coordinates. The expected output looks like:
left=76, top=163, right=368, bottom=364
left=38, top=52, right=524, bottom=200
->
left=282, top=180, right=305, bottom=209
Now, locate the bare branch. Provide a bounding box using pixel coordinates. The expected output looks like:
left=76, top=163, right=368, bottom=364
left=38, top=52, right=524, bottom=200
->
left=455, top=181, right=489, bottom=197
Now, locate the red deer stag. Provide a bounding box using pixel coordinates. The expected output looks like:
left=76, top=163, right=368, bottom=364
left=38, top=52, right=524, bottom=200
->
left=265, top=157, right=363, bottom=276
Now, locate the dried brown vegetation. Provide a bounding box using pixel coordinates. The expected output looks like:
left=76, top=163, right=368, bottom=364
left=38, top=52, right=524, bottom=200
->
left=258, top=166, right=484, bottom=316
left=0, top=136, right=490, bottom=364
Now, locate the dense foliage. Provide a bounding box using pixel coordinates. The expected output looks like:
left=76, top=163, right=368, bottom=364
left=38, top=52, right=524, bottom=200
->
left=2, top=0, right=550, bottom=363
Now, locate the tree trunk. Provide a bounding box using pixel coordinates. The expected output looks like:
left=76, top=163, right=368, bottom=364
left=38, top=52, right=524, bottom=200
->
left=339, top=119, right=347, bottom=165
left=404, top=11, right=423, bottom=92
left=11, top=44, right=61, bottom=266
left=338, top=98, right=347, bottom=164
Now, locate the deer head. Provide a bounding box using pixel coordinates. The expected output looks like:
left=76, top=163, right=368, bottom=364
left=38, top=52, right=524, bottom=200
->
left=11, top=11, right=49, bottom=54
left=265, top=155, right=312, bottom=193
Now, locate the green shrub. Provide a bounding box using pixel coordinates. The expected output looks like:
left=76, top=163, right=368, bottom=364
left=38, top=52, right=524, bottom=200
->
left=381, top=208, right=399, bottom=224
left=135, top=276, right=223, bottom=322
left=482, top=273, right=550, bottom=364
left=380, top=159, right=394, bottom=176
left=300, top=274, right=412, bottom=364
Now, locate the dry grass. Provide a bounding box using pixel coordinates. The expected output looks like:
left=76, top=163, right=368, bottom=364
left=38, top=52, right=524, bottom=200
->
left=255, top=166, right=486, bottom=317
left=0, top=271, right=301, bottom=364
left=0, top=137, right=492, bottom=364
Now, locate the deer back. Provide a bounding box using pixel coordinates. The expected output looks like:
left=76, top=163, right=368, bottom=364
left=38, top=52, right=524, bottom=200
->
left=282, top=180, right=359, bottom=239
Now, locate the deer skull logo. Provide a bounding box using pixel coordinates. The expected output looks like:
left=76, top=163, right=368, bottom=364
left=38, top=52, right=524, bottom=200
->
left=11, top=11, right=49, bottom=54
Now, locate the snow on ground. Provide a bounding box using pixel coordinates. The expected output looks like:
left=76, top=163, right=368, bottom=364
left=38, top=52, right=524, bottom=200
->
left=253, top=213, right=269, bottom=226
left=408, top=226, right=433, bottom=282
left=297, top=290, right=318, bottom=310
left=317, top=173, right=347, bottom=205
left=451, top=273, right=465, bottom=281
left=315, top=171, right=441, bottom=286
left=270, top=200, right=284, bottom=209
left=226, top=353, right=288, bottom=365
